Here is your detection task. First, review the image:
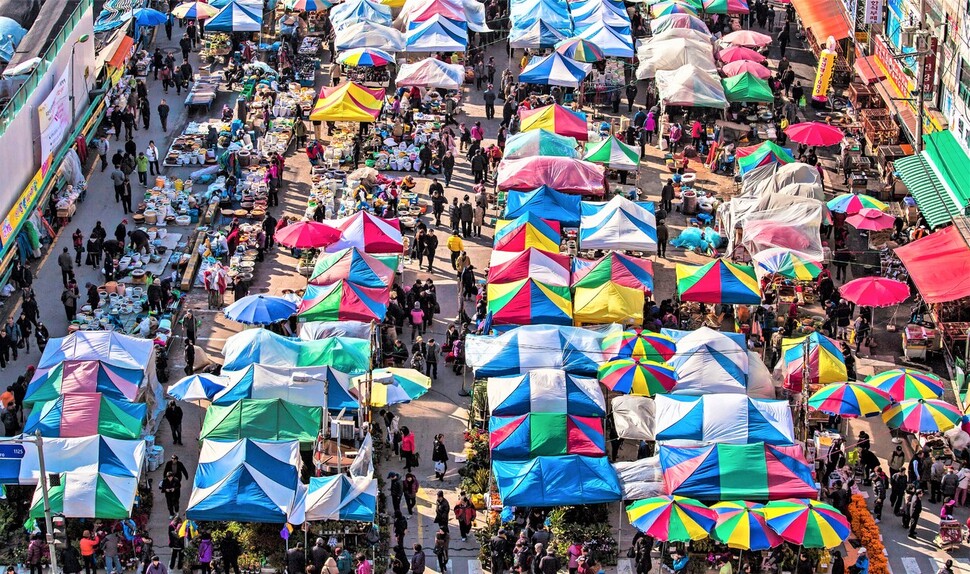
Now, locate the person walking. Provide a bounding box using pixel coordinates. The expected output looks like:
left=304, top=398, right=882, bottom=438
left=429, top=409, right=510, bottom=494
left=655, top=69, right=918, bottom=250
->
left=58, top=247, right=74, bottom=287
left=80, top=530, right=100, bottom=574
left=197, top=533, right=214, bottom=574
left=94, top=136, right=110, bottom=172
left=389, top=472, right=404, bottom=516
left=401, top=426, right=417, bottom=471
left=393, top=512, right=408, bottom=548
left=61, top=283, right=79, bottom=322
left=146, top=141, right=161, bottom=176
left=484, top=84, right=496, bottom=120
left=433, top=529, right=450, bottom=574
left=459, top=196, right=474, bottom=238
left=656, top=219, right=669, bottom=258
left=26, top=533, right=47, bottom=574
left=411, top=545, right=427, bottom=574
left=906, top=489, right=923, bottom=538
left=168, top=518, right=185, bottom=571
left=136, top=152, right=149, bottom=185
left=165, top=400, right=183, bottom=445
left=121, top=177, right=133, bottom=214
left=102, top=530, right=122, bottom=574
left=434, top=490, right=450, bottom=533
left=160, top=471, right=182, bottom=517
left=402, top=471, right=419, bottom=515
left=72, top=229, right=84, bottom=266
left=158, top=99, right=170, bottom=132
left=454, top=494, right=476, bottom=541
left=426, top=338, right=440, bottom=380
left=432, top=434, right=448, bottom=481
left=164, top=455, right=189, bottom=483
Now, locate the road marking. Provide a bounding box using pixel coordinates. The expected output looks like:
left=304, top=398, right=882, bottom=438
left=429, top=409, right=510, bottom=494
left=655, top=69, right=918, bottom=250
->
left=900, top=557, right=921, bottom=574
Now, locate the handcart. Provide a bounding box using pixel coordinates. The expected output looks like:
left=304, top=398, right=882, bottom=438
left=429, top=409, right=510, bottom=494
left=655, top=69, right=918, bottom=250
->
left=935, top=519, right=962, bottom=551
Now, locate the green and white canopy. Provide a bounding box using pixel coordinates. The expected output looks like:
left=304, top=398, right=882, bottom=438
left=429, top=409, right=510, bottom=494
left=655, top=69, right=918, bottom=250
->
left=584, top=136, right=640, bottom=171
left=30, top=471, right=137, bottom=519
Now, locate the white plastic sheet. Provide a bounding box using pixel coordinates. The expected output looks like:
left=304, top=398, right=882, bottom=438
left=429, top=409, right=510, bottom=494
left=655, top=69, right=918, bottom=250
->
left=611, top=395, right=655, bottom=440
left=613, top=457, right=665, bottom=500
left=636, top=38, right=716, bottom=80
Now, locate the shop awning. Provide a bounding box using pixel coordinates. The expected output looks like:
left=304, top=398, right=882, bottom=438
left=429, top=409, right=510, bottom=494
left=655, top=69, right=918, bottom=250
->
left=873, top=79, right=917, bottom=142
left=895, top=154, right=961, bottom=229
left=923, top=130, right=970, bottom=206
left=895, top=225, right=970, bottom=303
left=789, top=0, right=850, bottom=41
left=853, top=55, right=885, bottom=84
left=107, top=36, right=134, bottom=69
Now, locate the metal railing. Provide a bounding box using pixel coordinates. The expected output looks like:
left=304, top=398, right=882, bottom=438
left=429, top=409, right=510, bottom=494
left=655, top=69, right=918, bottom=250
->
left=0, top=0, right=93, bottom=138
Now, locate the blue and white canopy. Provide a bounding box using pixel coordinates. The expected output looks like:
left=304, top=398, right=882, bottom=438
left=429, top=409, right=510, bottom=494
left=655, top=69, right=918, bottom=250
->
left=510, top=0, right=572, bottom=48
left=205, top=0, right=263, bottom=32
left=520, top=52, right=592, bottom=88
left=330, top=0, right=392, bottom=29
left=570, top=0, right=630, bottom=32
left=334, top=21, right=406, bottom=51
left=215, top=364, right=358, bottom=411
left=577, top=24, right=634, bottom=57
left=487, top=369, right=606, bottom=417
left=0, top=435, right=145, bottom=485
left=663, top=327, right=749, bottom=394
left=580, top=195, right=657, bottom=252
left=493, top=455, right=621, bottom=506
left=504, top=186, right=582, bottom=227
left=466, top=324, right=616, bottom=377
left=168, top=373, right=229, bottom=402
left=187, top=439, right=305, bottom=524
left=406, top=15, right=468, bottom=52
left=304, top=474, right=377, bottom=522
left=509, top=19, right=570, bottom=48
left=654, top=394, right=795, bottom=445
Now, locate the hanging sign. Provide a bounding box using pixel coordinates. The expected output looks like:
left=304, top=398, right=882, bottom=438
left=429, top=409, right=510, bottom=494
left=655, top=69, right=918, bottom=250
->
left=864, top=0, right=884, bottom=24
left=921, top=36, right=938, bottom=95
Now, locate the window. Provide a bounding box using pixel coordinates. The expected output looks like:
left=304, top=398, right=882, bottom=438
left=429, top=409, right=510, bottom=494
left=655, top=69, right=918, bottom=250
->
left=960, top=58, right=970, bottom=107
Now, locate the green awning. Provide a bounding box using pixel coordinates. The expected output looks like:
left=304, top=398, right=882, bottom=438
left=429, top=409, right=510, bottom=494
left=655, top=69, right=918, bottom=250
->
left=895, top=153, right=962, bottom=229
left=923, top=130, right=970, bottom=205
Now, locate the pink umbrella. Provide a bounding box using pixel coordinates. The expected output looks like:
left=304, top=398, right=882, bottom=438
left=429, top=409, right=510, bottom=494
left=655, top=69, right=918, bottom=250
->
left=785, top=122, right=845, bottom=146
left=275, top=221, right=341, bottom=249
left=717, top=45, right=766, bottom=63
left=722, top=60, right=771, bottom=79
left=721, top=30, right=773, bottom=47
left=846, top=208, right=896, bottom=231
left=840, top=277, right=910, bottom=307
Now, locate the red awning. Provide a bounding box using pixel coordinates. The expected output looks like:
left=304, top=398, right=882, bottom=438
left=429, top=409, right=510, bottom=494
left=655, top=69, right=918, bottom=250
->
left=854, top=55, right=886, bottom=84
left=895, top=226, right=970, bottom=303
left=789, top=0, right=851, bottom=41
left=108, top=36, right=134, bottom=69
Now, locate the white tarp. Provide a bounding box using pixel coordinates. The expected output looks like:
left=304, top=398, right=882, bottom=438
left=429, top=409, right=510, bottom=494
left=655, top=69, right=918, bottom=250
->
left=746, top=350, right=779, bottom=399
left=740, top=199, right=824, bottom=262
left=334, top=22, right=406, bottom=52
left=636, top=38, right=716, bottom=80
left=613, top=457, right=664, bottom=500
left=611, top=395, right=655, bottom=440
left=655, top=64, right=726, bottom=107
left=741, top=162, right=823, bottom=197
left=664, top=327, right=748, bottom=394
left=653, top=394, right=795, bottom=445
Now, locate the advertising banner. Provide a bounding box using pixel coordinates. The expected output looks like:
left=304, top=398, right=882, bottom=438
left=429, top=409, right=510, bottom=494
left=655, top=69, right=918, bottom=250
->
left=0, top=168, right=44, bottom=247
left=864, top=0, right=884, bottom=24
left=812, top=49, right=837, bottom=98
left=37, top=72, right=71, bottom=176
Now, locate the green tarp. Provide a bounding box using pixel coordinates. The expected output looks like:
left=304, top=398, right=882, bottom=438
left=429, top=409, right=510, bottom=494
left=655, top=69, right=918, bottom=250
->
left=200, top=398, right=322, bottom=444
left=722, top=72, right=774, bottom=103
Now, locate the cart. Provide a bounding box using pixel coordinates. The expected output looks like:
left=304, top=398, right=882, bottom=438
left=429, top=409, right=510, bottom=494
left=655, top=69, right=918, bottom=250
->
left=936, top=519, right=962, bottom=551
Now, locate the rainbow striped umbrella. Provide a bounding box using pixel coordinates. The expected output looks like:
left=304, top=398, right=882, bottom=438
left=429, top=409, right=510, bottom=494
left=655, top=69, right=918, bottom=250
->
left=602, top=329, right=677, bottom=362
left=711, top=502, right=783, bottom=550
left=651, top=1, right=699, bottom=16
left=753, top=249, right=823, bottom=281
left=554, top=37, right=605, bottom=63
left=352, top=368, right=431, bottom=407
left=598, top=358, right=677, bottom=396
left=171, top=1, right=220, bottom=19
left=864, top=368, right=945, bottom=401
left=826, top=193, right=887, bottom=214
left=337, top=47, right=395, bottom=67
left=676, top=258, right=761, bottom=304
left=761, top=499, right=849, bottom=548
left=627, top=496, right=716, bottom=542
left=807, top=383, right=892, bottom=418
left=285, top=0, right=332, bottom=10
left=882, top=398, right=962, bottom=433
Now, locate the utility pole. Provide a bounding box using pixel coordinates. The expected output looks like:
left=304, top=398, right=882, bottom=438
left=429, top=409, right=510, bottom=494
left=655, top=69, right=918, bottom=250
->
left=914, top=0, right=927, bottom=152
left=0, top=432, right=58, bottom=574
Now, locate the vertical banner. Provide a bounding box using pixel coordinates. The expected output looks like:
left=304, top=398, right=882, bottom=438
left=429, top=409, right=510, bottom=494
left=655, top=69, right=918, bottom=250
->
left=921, top=36, right=938, bottom=95
left=37, top=72, right=71, bottom=176
left=864, top=0, right=884, bottom=24
left=812, top=38, right=838, bottom=98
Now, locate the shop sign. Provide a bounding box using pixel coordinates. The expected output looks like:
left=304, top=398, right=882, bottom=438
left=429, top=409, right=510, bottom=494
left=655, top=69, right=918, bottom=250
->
left=922, top=36, right=938, bottom=95
left=864, top=0, right=884, bottom=24
left=873, top=34, right=912, bottom=96
left=0, top=169, right=44, bottom=247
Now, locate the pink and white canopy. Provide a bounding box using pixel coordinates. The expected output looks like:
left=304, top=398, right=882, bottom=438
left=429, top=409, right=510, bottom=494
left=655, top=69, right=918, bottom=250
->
left=327, top=211, right=404, bottom=254
left=489, top=248, right=572, bottom=286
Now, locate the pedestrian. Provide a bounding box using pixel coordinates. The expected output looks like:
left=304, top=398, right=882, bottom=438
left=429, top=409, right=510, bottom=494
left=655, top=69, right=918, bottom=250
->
left=61, top=541, right=82, bottom=574
left=165, top=400, right=183, bottom=445
left=17, top=312, right=31, bottom=356
left=61, top=283, right=78, bottom=322
left=434, top=490, right=450, bottom=532
left=139, top=97, right=151, bottom=130
left=168, top=518, right=185, bottom=570
left=80, top=530, right=100, bottom=574
left=490, top=530, right=512, bottom=574
left=146, top=556, right=168, bottom=574
left=426, top=338, right=440, bottom=379
left=449, top=197, right=461, bottom=235
left=146, top=141, right=161, bottom=175
left=197, top=533, right=214, bottom=574
left=286, top=543, right=306, bottom=574
left=393, top=511, right=408, bottom=548
left=403, top=471, right=419, bottom=515
left=102, top=530, right=122, bottom=574
left=4, top=317, right=20, bottom=362
left=136, top=152, right=149, bottom=185
left=907, top=490, right=923, bottom=538
left=453, top=494, right=476, bottom=541
left=442, top=151, right=455, bottom=186
left=433, top=529, right=449, bottom=573
left=432, top=433, right=448, bottom=480
left=473, top=201, right=485, bottom=237
left=26, top=533, right=46, bottom=574
left=942, top=467, right=959, bottom=502
left=335, top=547, right=353, bottom=574
left=57, top=246, right=74, bottom=286
left=661, top=179, right=675, bottom=212
left=180, top=33, right=192, bottom=60
left=423, top=229, right=439, bottom=272
left=411, top=544, right=427, bottom=574
left=164, top=455, right=189, bottom=483
left=401, top=426, right=417, bottom=471
left=160, top=471, right=182, bottom=517
left=484, top=84, right=496, bottom=119
left=460, top=195, right=473, bottom=237
left=389, top=471, right=404, bottom=515
left=94, top=135, right=110, bottom=172
left=309, top=538, right=329, bottom=574
left=158, top=99, right=170, bottom=132
left=656, top=219, right=669, bottom=258
left=121, top=177, right=133, bottom=213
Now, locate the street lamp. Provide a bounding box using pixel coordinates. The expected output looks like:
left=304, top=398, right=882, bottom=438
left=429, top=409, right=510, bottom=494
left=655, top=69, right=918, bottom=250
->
left=69, top=33, right=90, bottom=121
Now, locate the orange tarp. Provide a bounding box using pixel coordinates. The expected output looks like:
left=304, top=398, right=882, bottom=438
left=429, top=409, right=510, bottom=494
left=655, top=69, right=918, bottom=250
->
left=789, top=0, right=850, bottom=41
left=108, top=36, right=135, bottom=69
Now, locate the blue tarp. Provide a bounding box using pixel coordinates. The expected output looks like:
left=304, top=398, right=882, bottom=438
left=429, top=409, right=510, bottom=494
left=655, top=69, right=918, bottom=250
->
left=492, top=455, right=622, bottom=506
left=504, top=186, right=582, bottom=227
left=465, top=324, right=613, bottom=377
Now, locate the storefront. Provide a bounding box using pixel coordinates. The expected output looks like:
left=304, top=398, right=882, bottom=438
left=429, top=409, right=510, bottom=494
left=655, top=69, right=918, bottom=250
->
left=894, top=130, right=970, bottom=227
left=790, top=0, right=853, bottom=79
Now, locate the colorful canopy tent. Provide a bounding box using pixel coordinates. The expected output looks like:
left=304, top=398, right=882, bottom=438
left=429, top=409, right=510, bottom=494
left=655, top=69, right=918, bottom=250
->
left=497, top=157, right=605, bottom=196
left=882, top=398, right=962, bottom=433
left=200, top=398, right=322, bottom=444
left=508, top=18, right=570, bottom=48
left=221, top=329, right=370, bottom=374
left=751, top=248, right=823, bottom=281
left=626, top=495, right=717, bottom=542
left=405, top=15, right=468, bottom=52
left=554, top=37, right=605, bottom=62
left=722, top=72, right=774, bottom=103
left=519, top=105, right=589, bottom=140
left=737, top=141, right=795, bottom=174
left=465, top=324, right=610, bottom=377
left=598, top=358, right=677, bottom=395
left=717, top=45, right=765, bottom=62
left=487, top=279, right=573, bottom=326
left=337, top=48, right=395, bottom=67
left=172, top=1, right=221, bottom=18
left=580, top=195, right=657, bottom=252
left=25, top=393, right=145, bottom=439
left=298, top=321, right=371, bottom=341
left=187, top=439, right=305, bottom=524
left=894, top=226, right=970, bottom=304
left=308, top=83, right=385, bottom=122
left=519, top=52, right=592, bottom=88
left=660, top=443, right=818, bottom=500
left=655, top=64, right=727, bottom=107
left=504, top=186, right=582, bottom=227
left=394, top=58, right=465, bottom=89
left=491, top=413, right=606, bottom=459
left=504, top=129, right=580, bottom=160
left=298, top=281, right=389, bottom=323
left=492, top=455, right=622, bottom=506
left=636, top=39, right=717, bottom=80
left=215, top=364, right=358, bottom=411
left=487, top=369, right=606, bottom=417
left=508, top=0, right=572, bottom=48
left=664, top=327, right=749, bottom=395
left=330, top=0, right=392, bottom=28
left=327, top=211, right=404, bottom=254
left=584, top=136, right=640, bottom=171
left=676, top=259, right=761, bottom=304
left=710, top=501, right=781, bottom=550
left=654, top=394, right=795, bottom=444
left=29, top=471, right=140, bottom=519
left=650, top=13, right=710, bottom=34
left=0, top=435, right=145, bottom=486
left=353, top=368, right=431, bottom=407
left=781, top=332, right=847, bottom=392
left=24, top=360, right=142, bottom=406
left=40, top=330, right=155, bottom=373
left=309, top=248, right=394, bottom=288
left=402, top=0, right=465, bottom=23
left=304, top=474, right=377, bottom=522
left=761, top=499, right=850, bottom=548
left=573, top=282, right=645, bottom=325
left=865, top=368, right=945, bottom=401
left=572, top=252, right=654, bottom=293
left=807, top=383, right=892, bottom=418
left=167, top=373, right=228, bottom=403
left=205, top=0, right=263, bottom=31
left=488, top=248, right=571, bottom=286
left=577, top=23, right=635, bottom=57
left=839, top=277, right=910, bottom=307
left=334, top=22, right=405, bottom=51
left=493, top=214, right=562, bottom=252
left=602, top=329, right=675, bottom=362
left=274, top=221, right=340, bottom=250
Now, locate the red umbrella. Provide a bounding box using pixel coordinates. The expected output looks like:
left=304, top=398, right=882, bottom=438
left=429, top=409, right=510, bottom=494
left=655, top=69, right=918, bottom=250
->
left=846, top=208, right=896, bottom=231
left=839, top=277, right=910, bottom=307
left=784, top=122, right=845, bottom=146
left=275, top=221, right=341, bottom=249
left=717, top=46, right=766, bottom=63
